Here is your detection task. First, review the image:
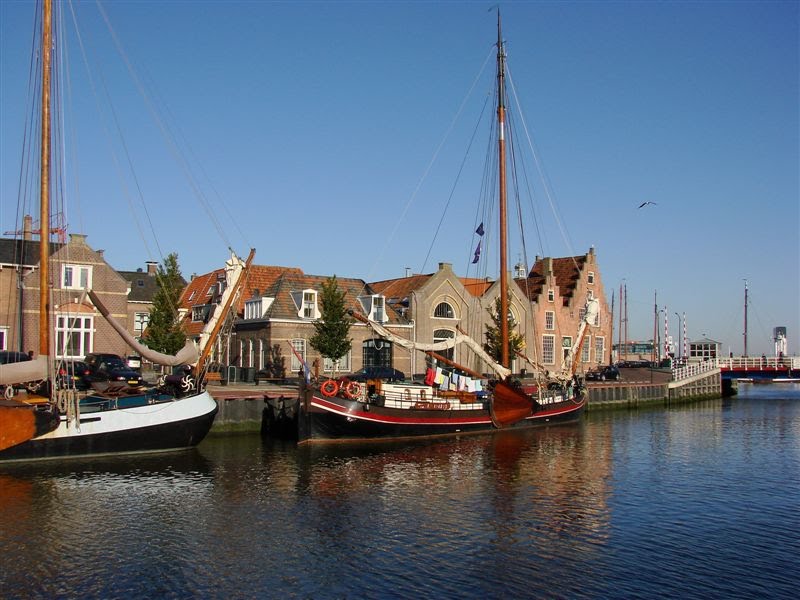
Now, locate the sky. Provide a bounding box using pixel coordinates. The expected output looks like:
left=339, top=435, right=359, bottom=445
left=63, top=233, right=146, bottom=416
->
left=1, top=1, right=797, bottom=356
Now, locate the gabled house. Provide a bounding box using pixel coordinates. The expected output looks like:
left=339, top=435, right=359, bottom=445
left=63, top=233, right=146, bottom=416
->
left=117, top=261, right=164, bottom=345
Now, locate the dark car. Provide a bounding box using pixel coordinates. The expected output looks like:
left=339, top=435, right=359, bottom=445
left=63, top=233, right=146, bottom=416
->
left=83, top=353, right=145, bottom=388
left=0, top=350, right=32, bottom=365
left=55, top=360, right=91, bottom=390
left=585, top=365, right=621, bottom=382
left=347, top=366, right=406, bottom=382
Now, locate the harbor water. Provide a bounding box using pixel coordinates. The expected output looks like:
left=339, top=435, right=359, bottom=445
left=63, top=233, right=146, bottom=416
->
left=1, top=384, right=798, bottom=598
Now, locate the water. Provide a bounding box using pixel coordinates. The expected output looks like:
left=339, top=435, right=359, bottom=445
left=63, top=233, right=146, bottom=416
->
left=2, top=384, right=798, bottom=599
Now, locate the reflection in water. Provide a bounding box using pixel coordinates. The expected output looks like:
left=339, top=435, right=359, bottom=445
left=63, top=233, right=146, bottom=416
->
left=1, top=389, right=798, bottom=598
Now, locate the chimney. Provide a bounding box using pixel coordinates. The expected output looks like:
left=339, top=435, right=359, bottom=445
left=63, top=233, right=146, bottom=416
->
left=545, top=257, right=553, bottom=275
left=69, top=233, right=87, bottom=245
left=23, top=215, right=33, bottom=240
left=97, top=249, right=104, bottom=257
left=146, top=261, right=158, bottom=276
left=405, top=267, right=411, bottom=278
left=438, top=262, right=452, bottom=272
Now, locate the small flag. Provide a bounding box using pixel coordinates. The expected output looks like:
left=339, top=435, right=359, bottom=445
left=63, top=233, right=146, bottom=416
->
left=475, top=222, right=485, bottom=236
left=472, top=240, right=482, bottom=264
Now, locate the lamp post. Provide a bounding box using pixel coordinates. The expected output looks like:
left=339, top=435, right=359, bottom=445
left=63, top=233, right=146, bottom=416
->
left=674, top=312, right=682, bottom=362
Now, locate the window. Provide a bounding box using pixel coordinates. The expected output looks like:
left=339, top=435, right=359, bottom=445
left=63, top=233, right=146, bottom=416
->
left=587, top=271, right=595, bottom=284
left=547, top=289, right=554, bottom=302
left=55, top=314, right=93, bottom=358
left=62, top=264, right=91, bottom=290
left=302, top=291, right=317, bottom=319
left=433, top=329, right=455, bottom=361
left=0, top=326, right=7, bottom=350
left=290, top=339, right=306, bottom=371
left=545, top=311, right=555, bottom=330
left=363, top=339, right=392, bottom=368
left=542, top=335, right=555, bottom=364
left=581, top=335, right=591, bottom=362
left=372, top=296, right=385, bottom=322
left=587, top=290, right=594, bottom=300
left=433, top=302, right=455, bottom=319
left=137, top=279, right=145, bottom=287
left=595, top=336, right=605, bottom=364
left=134, top=312, right=150, bottom=336
left=324, top=351, right=351, bottom=372
left=245, top=298, right=263, bottom=320
left=192, top=305, right=209, bottom=322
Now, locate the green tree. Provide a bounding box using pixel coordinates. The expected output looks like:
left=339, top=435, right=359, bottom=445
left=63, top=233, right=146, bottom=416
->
left=144, top=253, right=186, bottom=355
left=309, top=276, right=353, bottom=376
left=483, top=294, right=525, bottom=364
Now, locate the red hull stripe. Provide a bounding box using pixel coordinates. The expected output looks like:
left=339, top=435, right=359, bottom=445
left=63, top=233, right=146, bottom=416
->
left=309, top=395, right=584, bottom=427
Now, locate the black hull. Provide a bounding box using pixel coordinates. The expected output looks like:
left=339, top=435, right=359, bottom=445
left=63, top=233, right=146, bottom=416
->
left=0, top=404, right=218, bottom=462
left=296, top=390, right=584, bottom=444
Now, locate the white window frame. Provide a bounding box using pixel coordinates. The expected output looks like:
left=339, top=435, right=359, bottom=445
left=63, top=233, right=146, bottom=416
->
left=62, top=264, right=92, bottom=290
left=298, top=290, right=319, bottom=320
left=581, top=335, right=591, bottom=363
left=371, top=295, right=386, bottom=323
left=324, top=351, right=351, bottom=372
left=542, top=335, right=555, bottom=365
left=587, top=271, right=595, bottom=284
left=55, top=313, right=94, bottom=359
left=290, top=339, right=306, bottom=371
left=545, top=311, right=555, bottom=330
left=547, top=289, right=554, bottom=302
left=595, top=336, right=605, bottom=364
left=192, top=305, right=207, bottom=322
left=134, top=312, right=150, bottom=337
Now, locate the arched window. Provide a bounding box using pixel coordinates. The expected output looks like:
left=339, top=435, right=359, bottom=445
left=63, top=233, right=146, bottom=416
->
left=433, top=302, right=455, bottom=319
left=433, top=329, right=455, bottom=361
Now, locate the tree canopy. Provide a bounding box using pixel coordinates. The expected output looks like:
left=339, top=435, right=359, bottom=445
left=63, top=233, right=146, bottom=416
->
left=309, top=276, right=353, bottom=368
left=483, top=294, right=525, bottom=365
left=143, top=253, right=187, bottom=355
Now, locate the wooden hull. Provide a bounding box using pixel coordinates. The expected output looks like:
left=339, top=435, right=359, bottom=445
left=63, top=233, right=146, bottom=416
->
left=0, top=391, right=218, bottom=462
left=293, top=386, right=585, bottom=444
left=0, top=400, right=59, bottom=451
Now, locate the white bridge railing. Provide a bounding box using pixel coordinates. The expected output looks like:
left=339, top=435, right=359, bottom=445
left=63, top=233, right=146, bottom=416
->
left=672, top=360, right=718, bottom=382
left=716, top=356, right=799, bottom=370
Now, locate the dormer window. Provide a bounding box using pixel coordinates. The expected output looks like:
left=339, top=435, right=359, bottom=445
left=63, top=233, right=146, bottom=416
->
left=244, top=297, right=274, bottom=320
left=62, top=264, right=92, bottom=290
left=547, top=289, right=554, bottom=302
left=137, top=279, right=144, bottom=287
left=303, top=292, right=316, bottom=318
left=359, top=294, right=388, bottom=323
left=587, top=271, right=595, bottom=284
left=192, top=305, right=210, bottom=322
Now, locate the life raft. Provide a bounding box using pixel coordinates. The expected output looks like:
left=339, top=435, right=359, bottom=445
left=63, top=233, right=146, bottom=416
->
left=320, top=379, right=339, bottom=397
left=343, top=380, right=362, bottom=399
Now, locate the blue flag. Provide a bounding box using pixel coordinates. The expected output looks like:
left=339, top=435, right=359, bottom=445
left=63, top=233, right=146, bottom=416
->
left=472, top=240, right=482, bottom=264
left=475, top=222, right=485, bottom=236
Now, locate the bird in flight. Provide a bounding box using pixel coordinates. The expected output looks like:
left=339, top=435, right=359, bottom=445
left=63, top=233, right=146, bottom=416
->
left=638, top=201, right=657, bottom=209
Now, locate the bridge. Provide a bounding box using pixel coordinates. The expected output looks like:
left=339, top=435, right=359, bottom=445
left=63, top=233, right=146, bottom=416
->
left=715, top=356, right=799, bottom=380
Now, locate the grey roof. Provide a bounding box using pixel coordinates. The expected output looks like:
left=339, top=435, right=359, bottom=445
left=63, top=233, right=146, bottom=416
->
left=0, top=238, right=62, bottom=266
left=118, top=270, right=161, bottom=302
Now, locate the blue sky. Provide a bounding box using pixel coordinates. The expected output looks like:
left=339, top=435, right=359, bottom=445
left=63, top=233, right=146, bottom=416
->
left=1, top=1, right=797, bottom=356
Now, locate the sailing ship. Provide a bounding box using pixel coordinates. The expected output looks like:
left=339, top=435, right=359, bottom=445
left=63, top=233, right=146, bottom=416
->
left=288, top=14, right=592, bottom=444
left=0, top=0, right=252, bottom=461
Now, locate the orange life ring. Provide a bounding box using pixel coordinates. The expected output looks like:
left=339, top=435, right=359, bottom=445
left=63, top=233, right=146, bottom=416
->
left=344, top=380, right=362, bottom=399
left=320, top=379, right=339, bottom=397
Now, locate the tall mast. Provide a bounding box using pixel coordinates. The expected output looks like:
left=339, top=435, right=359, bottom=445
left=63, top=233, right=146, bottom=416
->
left=39, top=0, right=52, bottom=356
left=743, top=279, right=748, bottom=356
left=497, top=10, right=509, bottom=369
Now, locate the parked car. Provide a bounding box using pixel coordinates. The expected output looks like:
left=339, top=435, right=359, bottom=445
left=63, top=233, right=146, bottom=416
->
left=585, top=365, right=621, bottom=382
left=83, top=353, right=145, bottom=388
left=0, top=350, right=31, bottom=364
left=347, top=366, right=406, bottom=382
left=55, top=360, right=91, bottom=390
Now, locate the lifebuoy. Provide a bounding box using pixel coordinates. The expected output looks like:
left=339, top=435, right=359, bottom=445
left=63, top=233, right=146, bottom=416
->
left=344, top=380, right=362, bottom=399
left=320, top=379, right=339, bottom=397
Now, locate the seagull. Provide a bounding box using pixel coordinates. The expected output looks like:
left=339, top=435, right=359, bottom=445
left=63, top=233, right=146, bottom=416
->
left=638, top=201, right=657, bottom=209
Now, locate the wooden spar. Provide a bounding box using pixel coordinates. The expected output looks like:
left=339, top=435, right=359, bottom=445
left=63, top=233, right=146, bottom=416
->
left=497, top=10, right=509, bottom=369
left=424, top=351, right=483, bottom=379
left=39, top=0, right=52, bottom=357
left=194, top=248, right=255, bottom=376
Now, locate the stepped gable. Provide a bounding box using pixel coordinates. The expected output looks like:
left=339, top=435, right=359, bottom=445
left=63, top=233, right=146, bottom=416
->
left=518, top=255, right=586, bottom=305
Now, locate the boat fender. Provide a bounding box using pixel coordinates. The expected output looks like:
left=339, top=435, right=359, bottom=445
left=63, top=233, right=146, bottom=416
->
left=344, top=381, right=362, bottom=399
left=424, top=368, right=435, bottom=386
left=320, top=379, right=339, bottom=397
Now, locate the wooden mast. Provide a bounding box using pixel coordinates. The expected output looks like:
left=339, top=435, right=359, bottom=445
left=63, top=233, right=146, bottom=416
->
left=497, top=11, right=509, bottom=369
left=39, top=0, right=52, bottom=357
